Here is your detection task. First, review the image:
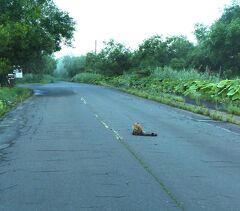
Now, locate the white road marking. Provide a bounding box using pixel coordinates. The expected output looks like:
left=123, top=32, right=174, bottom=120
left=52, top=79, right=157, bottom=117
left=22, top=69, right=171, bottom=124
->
left=81, top=97, right=87, bottom=104
left=112, top=129, right=123, bottom=140
left=210, top=124, right=240, bottom=137
left=81, top=98, right=123, bottom=141
left=101, top=121, right=109, bottom=129
left=186, top=116, right=240, bottom=136
left=96, top=115, right=123, bottom=141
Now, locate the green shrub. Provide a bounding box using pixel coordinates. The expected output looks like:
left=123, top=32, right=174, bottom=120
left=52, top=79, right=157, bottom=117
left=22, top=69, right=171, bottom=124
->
left=226, top=103, right=240, bottom=115
left=17, top=74, right=56, bottom=84
left=170, top=58, right=186, bottom=70
left=71, top=68, right=240, bottom=117
left=72, top=72, right=104, bottom=84
left=0, top=87, right=32, bottom=116
left=152, top=66, right=220, bottom=82
left=0, top=58, right=10, bottom=86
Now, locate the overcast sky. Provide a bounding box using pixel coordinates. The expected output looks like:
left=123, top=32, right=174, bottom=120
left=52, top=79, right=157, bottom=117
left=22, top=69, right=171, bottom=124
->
left=53, top=0, right=232, bottom=57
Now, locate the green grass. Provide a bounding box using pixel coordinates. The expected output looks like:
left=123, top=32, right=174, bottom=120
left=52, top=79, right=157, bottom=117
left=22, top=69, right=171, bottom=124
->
left=70, top=70, right=240, bottom=125
left=105, top=69, right=240, bottom=103
left=152, top=66, right=221, bottom=82
left=120, top=87, right=240, bottom=125
left=72, top=72, right=105, bottom=84
left=0, top=87, right=32, bottom=117
left=16, top=74, right=57, bottom=84
left=226, top=103, right=240, bottom=115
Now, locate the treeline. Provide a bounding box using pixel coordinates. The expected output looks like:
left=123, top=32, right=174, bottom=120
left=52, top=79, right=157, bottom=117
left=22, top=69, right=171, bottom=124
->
left=59, top=2, right=240, bottom=78
left=0, top=0, right=75, bottom=84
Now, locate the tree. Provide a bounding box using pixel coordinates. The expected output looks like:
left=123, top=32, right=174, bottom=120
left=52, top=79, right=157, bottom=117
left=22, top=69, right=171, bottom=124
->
left=188, top=2, right=240, bottom=74
left=207, top=3, right=240, bottom=72
left=165, top=35, right=194, bottom=69
left=28, top=55, right=57, bottom=75
left=96, top=40, right=132, bottom=75
left=85, top=52, right=99, bottom=72
left=0, top=58, right=10, bottom=85
left=187, top=23, right=212, bottom=71
left=194, top=23, right=209, bottom=43
left=62, top=56, right=86, bottom=77
left=135, top=35, right=168, bottom=68
left=0, top=0, right=75, bottom=74
left=166, top=36, right=193, bottom=59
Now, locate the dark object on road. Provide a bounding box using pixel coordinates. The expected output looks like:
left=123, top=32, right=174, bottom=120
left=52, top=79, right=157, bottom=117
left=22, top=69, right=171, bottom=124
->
left=132, top=123, right=157, bottom=136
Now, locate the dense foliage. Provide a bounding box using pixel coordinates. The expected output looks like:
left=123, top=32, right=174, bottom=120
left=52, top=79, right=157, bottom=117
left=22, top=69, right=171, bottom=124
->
left=55, top=2, right=240, bottom=115
left=208, top=3, right=240, bottom=72
left=0, top=0, right=75, bottom=82
left=71, top=70, right=240, bottom=118
left=59, top=2, right=240, bottom=78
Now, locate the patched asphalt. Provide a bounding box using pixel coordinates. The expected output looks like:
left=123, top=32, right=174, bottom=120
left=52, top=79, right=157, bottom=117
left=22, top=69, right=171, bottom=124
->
left=0, top=82, right=240, bottom=211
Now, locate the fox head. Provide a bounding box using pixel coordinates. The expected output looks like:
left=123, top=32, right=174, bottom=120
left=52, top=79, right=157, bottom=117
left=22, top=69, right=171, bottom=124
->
left=132, top=123, right=143, bottom=134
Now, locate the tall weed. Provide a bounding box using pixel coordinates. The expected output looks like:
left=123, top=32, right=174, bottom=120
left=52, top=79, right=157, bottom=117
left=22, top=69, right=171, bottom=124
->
left=0, top=87, right=32, bottom=116
left=17, top=74, right=56, bottom=84
left=152, top=67, right=221, bottom=82
left=72, top=72, right=104, bottom=84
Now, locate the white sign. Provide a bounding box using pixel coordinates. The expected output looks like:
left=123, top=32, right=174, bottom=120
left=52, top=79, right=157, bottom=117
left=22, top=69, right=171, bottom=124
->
left=13, top=69, right=23, bottom=79
left=15, top=71, right=23, bottom=79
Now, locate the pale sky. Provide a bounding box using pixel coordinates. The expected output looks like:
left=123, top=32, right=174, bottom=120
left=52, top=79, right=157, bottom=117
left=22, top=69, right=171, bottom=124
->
left=53, top=0, right=232, bottom=57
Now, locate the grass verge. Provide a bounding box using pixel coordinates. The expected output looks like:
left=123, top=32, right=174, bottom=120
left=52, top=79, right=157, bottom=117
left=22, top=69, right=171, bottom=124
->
left=16, top=74, right=57, bottom=84
left=72, top=71, right=240, bottom=125
left=0, top=87, right=32, bottom=117
left=109, top=85, right=240, bottom=126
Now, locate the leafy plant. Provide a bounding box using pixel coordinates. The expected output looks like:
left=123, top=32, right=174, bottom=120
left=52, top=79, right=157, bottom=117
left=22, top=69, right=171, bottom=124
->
left=72, top=72, right=104, bottom=84
left=0, top=87, right=32, bottom=116
left=0, top=58, right=10, bottom=85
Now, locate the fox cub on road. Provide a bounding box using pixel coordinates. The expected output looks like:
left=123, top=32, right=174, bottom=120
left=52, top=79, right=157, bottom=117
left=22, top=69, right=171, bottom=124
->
left=132, top=123, right=157, bottom=136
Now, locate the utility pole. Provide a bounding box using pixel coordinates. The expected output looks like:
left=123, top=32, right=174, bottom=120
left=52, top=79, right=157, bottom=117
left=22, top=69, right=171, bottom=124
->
left=95, top=40, right=97, bottom=54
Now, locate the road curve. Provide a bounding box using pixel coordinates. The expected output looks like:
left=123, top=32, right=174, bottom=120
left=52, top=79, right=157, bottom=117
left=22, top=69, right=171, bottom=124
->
left=0, top=82, right=240, bottom=211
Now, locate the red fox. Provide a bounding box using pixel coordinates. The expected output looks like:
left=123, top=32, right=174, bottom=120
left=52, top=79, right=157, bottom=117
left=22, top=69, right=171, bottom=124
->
left=132, top=123, right=157, bottom=136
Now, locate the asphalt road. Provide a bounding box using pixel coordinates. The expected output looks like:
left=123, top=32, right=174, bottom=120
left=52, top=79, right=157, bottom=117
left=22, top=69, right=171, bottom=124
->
left=0, top=82, right=240, bottom=211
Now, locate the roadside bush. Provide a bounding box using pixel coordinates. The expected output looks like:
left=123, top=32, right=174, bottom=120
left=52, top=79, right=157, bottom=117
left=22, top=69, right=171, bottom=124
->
left=17, top=74, right=56, bottom=84
left=102, top=69, right=240, bottom=103
left=72, top=72, right=104, bottom=84
left=97, top=40, right=132, bottom=75
left=152, top=66, right=220, bottom=82
left=0, top=87, right=32, bottom=116
left=170, top=58, right=186, bottom=70
left=0, top=58, right=10, bottom=86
